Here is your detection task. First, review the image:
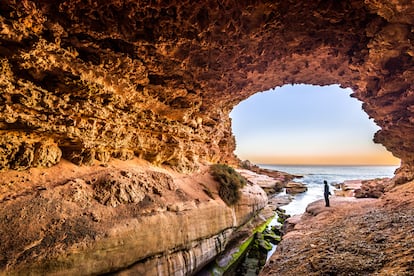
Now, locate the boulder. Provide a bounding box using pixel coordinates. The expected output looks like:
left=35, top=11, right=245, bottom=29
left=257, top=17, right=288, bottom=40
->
left=237, top=169, right=287, bottom=195
left=285, top=182, right=308, bottom=194
left=354, top=178, right=392, bottom=198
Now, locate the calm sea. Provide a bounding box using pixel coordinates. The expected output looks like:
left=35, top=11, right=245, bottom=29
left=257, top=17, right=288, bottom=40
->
left=260, top=165, right=398, bottom=215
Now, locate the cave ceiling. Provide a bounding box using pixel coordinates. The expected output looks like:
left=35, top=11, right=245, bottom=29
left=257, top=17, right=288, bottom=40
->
left=0, top=0, right=413, bottom=179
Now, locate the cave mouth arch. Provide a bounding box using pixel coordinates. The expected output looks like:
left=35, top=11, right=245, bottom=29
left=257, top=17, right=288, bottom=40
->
left=0, top=0, right=412, bottom=182
left=230, top=84, right=400, bottom=166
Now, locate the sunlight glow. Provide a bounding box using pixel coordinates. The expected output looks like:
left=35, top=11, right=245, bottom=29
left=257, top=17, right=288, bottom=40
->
left=230, top=84, right=400, bottom=166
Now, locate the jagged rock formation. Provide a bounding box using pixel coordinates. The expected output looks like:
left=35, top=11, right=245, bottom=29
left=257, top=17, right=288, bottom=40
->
left=1, top=1, right=413, bottom=275
left=0, top=0, right=413, bottom=179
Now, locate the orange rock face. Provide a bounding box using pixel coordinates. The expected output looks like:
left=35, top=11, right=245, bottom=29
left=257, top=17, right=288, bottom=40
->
left=1, top=1, right=413, bottom=274
left=0, top=0, right=413, bottom=179
left=0, top=161, right=269, bottom=275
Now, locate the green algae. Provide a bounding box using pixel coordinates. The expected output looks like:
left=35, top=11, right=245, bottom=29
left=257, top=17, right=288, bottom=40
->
left=207, top=214, right=276, bottom=275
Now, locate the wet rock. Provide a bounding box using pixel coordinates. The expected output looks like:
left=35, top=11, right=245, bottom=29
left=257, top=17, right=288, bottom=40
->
left=257, top=239, right=273, bottom=253
left=285, top=182, right=308, bottom=194
left=263, top=230, right=281, bottom=245
left=276, top=208, right=291, bottom=224
left=270, top=225, right=283, bottom=237
left=268, top=194, right=292, bottom=210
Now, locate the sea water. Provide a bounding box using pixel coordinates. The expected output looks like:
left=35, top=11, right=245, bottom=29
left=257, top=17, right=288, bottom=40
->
left=261, top=165, right=398, bottom=215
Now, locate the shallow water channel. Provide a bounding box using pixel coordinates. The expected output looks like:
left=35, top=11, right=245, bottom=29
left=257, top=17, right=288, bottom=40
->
left=228, top=191, right=314, bottom=276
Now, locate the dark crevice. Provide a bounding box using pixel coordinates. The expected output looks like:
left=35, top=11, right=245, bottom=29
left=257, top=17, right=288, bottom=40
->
left=99, top=38, right=136, bottom=55
left=10, top=65, right=82, bottom=96
left=76, top=47, right=101, bottom=65
left=384, top=54, right=412, bottom=76
left=0, top=38, right=37, bottom=56
left=148, top=74, right=166, bottom=85
left=0, top=121, right=39, bottom=132
left=65, top=34, right=144, bottom=63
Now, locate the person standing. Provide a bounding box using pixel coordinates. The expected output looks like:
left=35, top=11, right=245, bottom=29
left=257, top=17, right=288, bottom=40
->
left=324, top=180, right=331, bottom=207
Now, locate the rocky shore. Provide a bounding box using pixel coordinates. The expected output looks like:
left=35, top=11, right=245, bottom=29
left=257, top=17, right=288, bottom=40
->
left=334, top=178, right=393, bottom=198
left=261, top=180, right=414, bottom=275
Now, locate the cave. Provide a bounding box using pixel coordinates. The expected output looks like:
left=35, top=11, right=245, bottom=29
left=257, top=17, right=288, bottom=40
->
left=0, top=0, right=413, bottom=178
left=0, top=0, right=413, bottom=275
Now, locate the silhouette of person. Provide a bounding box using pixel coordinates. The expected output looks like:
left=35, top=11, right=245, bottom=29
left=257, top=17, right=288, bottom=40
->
left=324, top=180, right=331, bottom=207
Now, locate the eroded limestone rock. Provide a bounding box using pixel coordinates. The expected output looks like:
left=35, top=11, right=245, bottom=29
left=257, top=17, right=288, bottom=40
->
left=261, top=183, right=414, bottom=275
left=0, top=131, right=61, bottom=170
left=0, top=0, right=412, bottom=180
left=92, top=169, right=175, bottom=207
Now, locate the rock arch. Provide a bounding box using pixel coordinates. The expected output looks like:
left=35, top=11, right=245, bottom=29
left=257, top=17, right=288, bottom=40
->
left=0, top=0, right=413, bottom=180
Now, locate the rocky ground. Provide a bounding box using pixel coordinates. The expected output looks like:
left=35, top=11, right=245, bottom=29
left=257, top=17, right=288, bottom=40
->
left=261, top=180, right=414, bottom=276
left=0, top=159, right=273, bottom=275
left=237, top=167, right=295, bottom=195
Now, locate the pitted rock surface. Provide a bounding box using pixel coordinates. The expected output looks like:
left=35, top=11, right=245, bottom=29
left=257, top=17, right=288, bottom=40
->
left=92, top=169, right=175, bottom=207
left=1, top=0, right=413, bottom=178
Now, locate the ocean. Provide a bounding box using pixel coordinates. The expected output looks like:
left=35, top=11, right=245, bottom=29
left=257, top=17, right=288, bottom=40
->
left=260, top=165, right=398, bottom=215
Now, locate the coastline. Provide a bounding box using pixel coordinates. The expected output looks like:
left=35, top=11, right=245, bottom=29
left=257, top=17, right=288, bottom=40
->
left=1, top=160, right=409, bottom=275
left=216, top=164, right=399, bottom=275
left=260, top=178, right=414, bottom=275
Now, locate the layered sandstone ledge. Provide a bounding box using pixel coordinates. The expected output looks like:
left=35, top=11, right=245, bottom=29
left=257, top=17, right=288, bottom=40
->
left=0, top=160, right=272, bottom=275
left=261, top=181, right=414, bottom=275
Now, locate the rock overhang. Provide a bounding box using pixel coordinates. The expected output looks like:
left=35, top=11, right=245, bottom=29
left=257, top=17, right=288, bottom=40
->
left=0, top=0, right=413, bottom=180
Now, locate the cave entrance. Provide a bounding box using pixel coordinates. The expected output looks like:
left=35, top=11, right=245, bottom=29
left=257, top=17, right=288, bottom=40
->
left=230, top=84, right=400, bottom=166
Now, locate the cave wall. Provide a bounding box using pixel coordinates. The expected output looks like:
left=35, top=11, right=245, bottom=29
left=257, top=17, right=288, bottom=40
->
left=0, top=0, right=413, bottom=177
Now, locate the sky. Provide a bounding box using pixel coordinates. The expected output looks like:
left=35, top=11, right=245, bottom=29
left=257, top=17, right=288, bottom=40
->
left=230, top=84, right=401, bottom=166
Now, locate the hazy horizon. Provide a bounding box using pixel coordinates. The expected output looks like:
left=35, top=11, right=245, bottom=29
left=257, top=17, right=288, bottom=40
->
left=255, top=163, right=400, bottom=167
left=230, top=84, right=401, bottom=166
